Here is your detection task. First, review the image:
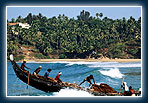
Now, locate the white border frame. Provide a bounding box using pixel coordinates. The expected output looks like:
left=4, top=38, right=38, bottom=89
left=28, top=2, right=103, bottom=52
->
left=6, top=5, right=142, bottom=98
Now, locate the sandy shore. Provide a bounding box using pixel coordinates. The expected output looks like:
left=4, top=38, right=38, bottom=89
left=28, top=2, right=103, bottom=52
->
left=25, top=58, right=141, bottom=62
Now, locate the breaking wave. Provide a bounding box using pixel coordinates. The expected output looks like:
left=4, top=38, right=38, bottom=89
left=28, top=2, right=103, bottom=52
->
left=89, top=62, right=141, bottom=68
left=53, top=88, right=93, bottom=97
left=99, top=68, right=124, bottom=78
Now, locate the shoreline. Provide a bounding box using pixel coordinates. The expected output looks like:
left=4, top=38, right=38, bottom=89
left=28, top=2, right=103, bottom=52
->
left=20, top=58, right=141, bottom=63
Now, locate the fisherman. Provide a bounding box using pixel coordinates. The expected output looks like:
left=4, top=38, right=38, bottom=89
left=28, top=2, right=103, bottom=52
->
left=79, top=75, right=95, bottom=87
left=137, top=88, right=141, bottom=96
left=129, top=86, right=135, bottom=96
left=33, top=66, right=42, bottom=78
left=44, top=69, right=51, bottom=79
left=121, top=82, right=130, bottom=96
left=55, top=72, right=62, bottom=83
left=20, top=60, right=30, bottom=70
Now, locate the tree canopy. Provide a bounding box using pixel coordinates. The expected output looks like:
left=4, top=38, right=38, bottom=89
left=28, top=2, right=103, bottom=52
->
left=7, top=10, right=141, bottom=60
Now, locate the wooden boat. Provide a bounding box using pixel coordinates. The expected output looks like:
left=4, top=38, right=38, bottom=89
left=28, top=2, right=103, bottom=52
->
left=11, top=59, right=75, bottom=92
left=10, top=55, right=140, bottom=96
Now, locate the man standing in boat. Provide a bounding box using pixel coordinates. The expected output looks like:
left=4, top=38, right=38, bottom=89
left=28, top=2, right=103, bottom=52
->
left=21, top=60, right=30, bottom=70
left=44, top=69, right=51, bottom=79
left=121, top=82, right=130, bottom=96
left=33, top=66, right=42, bottom=78
left=55, top=72, right=62, bottom=83
left=79, top=75, right=95, bottom=87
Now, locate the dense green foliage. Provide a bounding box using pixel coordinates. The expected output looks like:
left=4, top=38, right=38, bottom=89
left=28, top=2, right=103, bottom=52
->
left=34, top=53, right=50, bottom=59
left=13, top=55, right=25, bottom=61
left=7, top=10, right=141, bottom=59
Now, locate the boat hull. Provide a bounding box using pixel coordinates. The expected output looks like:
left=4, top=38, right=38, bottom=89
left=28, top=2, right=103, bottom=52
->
left=11, top=60, right=62, bottom=92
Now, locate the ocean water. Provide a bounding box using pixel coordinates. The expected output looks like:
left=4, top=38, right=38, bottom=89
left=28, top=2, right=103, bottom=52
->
left=7, top=61, right=141, bottom=96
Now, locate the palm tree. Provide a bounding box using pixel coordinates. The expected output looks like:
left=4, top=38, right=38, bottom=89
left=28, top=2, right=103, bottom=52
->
left=16, top=16, right=22, bottom=22
left=96, top=13, right=99, bottom=18
left=99, top=13, right=103, bottom=18
left=11, top=18, right=15, bottom=23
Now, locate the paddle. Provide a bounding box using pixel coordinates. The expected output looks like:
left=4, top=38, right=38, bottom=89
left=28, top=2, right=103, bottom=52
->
left=119, top=77, right=125, bottom=94
left=27, top=68, right=30, bottom=89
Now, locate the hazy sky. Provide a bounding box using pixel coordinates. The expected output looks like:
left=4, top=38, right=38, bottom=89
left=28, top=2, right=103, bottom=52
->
left=7, top=6, right=141, bottom=21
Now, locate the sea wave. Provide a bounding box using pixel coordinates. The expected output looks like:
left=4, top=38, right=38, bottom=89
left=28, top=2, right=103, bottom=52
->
left=99, top=68, right=124, bottom=78
left=89, top=63, right=141, bottom=68
left=18, top=61, right=141, bottom=68
left=64, top=61, right=119, bottom=66
left=52, top=61, right=141, bottom=68
left=53, top=88, right=93, bottom=97
left=65, top=61, right=100, bottom=66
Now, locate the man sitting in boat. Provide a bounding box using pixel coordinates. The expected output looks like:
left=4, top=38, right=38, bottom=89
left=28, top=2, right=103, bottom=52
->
left=33, top=66, right=42, bottom=78
left=79, top=75, right=95, bottom=87
left=44, top=69, right=51, bottom=79
left=21, top=60, right=30, bottom=71
left=55, top=72, right=62, bottom=83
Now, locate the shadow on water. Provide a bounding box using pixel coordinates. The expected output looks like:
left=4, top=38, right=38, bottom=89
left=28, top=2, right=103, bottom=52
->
left=124, top=72, right=141, bottom=76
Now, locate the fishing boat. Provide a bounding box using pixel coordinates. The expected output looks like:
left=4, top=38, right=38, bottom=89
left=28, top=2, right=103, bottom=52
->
left=9, top=55, right=140, bottom=96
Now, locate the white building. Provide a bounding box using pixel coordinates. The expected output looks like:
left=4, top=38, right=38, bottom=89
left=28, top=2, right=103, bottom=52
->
left=19, top=23, right=31, bottom=29
left=8, top=22, right=31, bottom=29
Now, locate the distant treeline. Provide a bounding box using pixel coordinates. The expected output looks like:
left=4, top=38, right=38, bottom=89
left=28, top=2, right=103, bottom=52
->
left=7, top=10, right=141, bottom=59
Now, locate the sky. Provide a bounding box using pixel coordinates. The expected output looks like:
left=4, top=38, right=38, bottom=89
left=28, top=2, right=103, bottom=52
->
left=7, top=6, right=141, bottom=21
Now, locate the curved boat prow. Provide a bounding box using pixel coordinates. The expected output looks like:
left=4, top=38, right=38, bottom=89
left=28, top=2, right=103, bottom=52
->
left=10, top=54, right=14, bottom=61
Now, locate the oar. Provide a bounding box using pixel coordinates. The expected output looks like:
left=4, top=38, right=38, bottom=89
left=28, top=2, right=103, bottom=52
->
left=119, top=77, right=125, bottom=94
left=27, top=68, right=30, bottom=89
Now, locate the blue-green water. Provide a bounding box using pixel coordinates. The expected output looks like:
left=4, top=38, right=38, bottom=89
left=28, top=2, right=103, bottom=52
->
left=7, top=61, right=141, bottom=96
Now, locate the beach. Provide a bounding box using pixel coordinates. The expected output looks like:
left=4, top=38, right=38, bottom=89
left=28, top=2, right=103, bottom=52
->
left=24, top=58, right=141, bottom=63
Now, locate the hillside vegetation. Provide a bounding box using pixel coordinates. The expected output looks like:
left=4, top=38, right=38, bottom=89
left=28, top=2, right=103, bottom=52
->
left=7, top=10, right=141, bottom=61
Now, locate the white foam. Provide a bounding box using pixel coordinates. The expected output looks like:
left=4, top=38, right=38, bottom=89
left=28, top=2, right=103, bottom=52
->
left=64, top=61, right=119, bottom=67
left=48, top=61, right=141, bottom=68
left=99, top=68, right=124, bottom=78
left=65, top=62, right=96, bottom=66
left=53, top=88, right=93, bottom=97
left=89, top=63, right=141, bottom=68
